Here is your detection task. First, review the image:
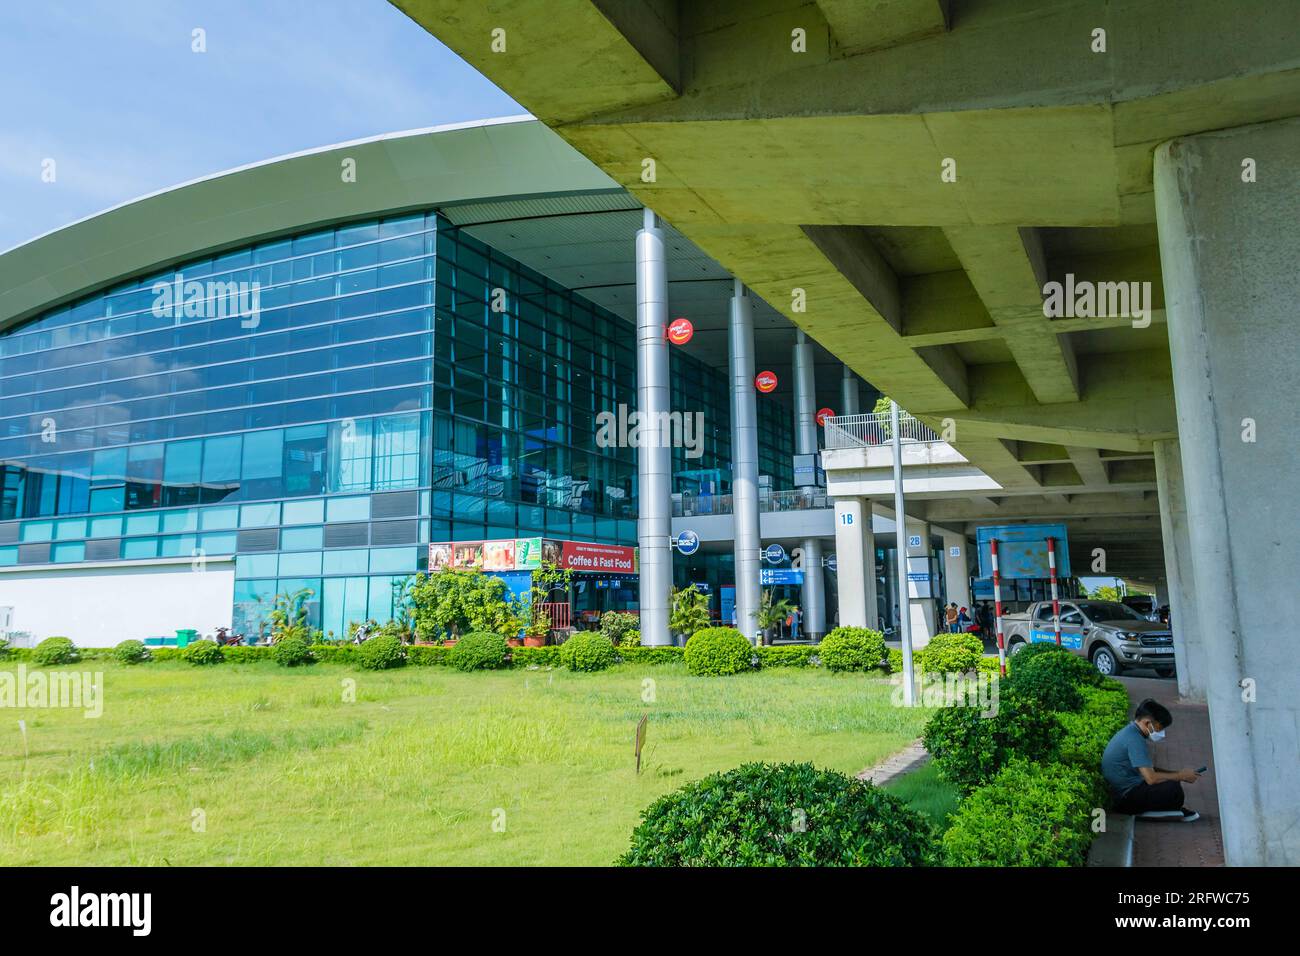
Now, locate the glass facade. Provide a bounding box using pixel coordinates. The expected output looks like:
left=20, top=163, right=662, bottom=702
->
left=0, top=209, right=797, bottom=637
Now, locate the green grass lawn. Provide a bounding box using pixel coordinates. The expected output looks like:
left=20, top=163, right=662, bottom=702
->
left=882, top=761, right=961, bottom=829
left=0, top=660, right=934, bottom=866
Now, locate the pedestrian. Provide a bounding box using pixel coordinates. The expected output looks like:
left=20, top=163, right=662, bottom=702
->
left=958, top=606, right=972, bottom=631
left=944, top=602, right=959, bottom=633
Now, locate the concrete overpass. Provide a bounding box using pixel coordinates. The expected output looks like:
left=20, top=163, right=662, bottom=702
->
left=397, top=0, right=1300, bottom=866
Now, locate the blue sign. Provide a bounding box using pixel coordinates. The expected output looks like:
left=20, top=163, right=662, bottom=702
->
left=1031, top=629, right=1083, bottom=650
left=976, top=523, right=1071, bottom=579
left=825, top=553, right=838, bottom=573
left=763, top=543, right=786, bottom=564
left=675, top=530, right=700, bottom=556
left=761, top=568, right=804, bottom=586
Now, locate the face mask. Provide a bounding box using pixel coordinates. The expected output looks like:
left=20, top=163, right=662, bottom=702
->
left=1149, top=729, right=1166, bottom=742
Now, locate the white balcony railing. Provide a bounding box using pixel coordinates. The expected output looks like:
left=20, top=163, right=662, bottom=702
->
left=822, top=411, right=939, bottom=449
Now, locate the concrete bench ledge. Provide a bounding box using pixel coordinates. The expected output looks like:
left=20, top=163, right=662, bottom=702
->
left=1087, top=813, right=1134, bottom=867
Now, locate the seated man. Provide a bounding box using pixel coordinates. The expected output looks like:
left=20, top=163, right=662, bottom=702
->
left=1101, top=698, right=1201, bottom=821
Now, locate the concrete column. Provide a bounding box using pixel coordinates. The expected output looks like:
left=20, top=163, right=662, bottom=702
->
left=792, top=329, right=825, bottom=638
left=940, top=529, right=972, bottom=613
left=728, top=281, right=762, bottom=645
left=1153, top=439, right=1208, bottom=700
left=833, top=496, right=875, bottom=630
left=840, top=364, right=860, bottom=416
left=905, top=519, right=936, bottom=646
left=1154, top=117, right=1300, bottom=865
left=635, top=208, right=672, bottom=646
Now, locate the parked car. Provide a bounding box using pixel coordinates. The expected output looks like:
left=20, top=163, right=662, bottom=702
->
left=1001, top=600, right=1176, bottom=677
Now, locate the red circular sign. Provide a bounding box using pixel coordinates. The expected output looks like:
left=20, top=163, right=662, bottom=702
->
left=816, top=407, right=836, bottom=426
left=755, top=371, right=778, bottom=393
left=667, top=317, right=694, bottom=345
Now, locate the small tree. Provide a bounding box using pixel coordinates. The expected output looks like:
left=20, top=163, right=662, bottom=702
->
left=268, top=588, right=314, bottom=645
left=670, top=585, right=711, bottom=641
left=756, top=589, right=797, bottom=645
left=409, top=567, right=524, bottom=643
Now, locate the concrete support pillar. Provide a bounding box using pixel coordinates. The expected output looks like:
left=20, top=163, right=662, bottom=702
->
left=792, top=329, right=825, bottom=638
left=905, top=519, right=936, bottom=646
left=840, top=364, right=860, bottom=416
left=728, top=281, right=762, bottom=645
left=635, top=209, right=672, bottom=646
left=832, top=497, right=875, bottom=630
left=940, top=529, right=972, bottom=614
left=1154, top=117, right=1300, bottom=865
left=1153, top=439, right=1208, bottom=700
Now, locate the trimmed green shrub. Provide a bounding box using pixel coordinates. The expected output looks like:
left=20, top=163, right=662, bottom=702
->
left=621, top=628, right=641, bottom=648
left=357, top=634, right=406, bottom=671
left=1009, top=640, right=1070, bottom=667
left=309, top=643, right=360, bottom=665
left=181, top=640, right=223, bottom=666
left=113, top=639, right=150, bottom=665
left=942, top=759, right=1098, bottom=866
left=272, top=636, right=313, bottom=667
left=683, top=627, right=753, bottom=676
left=818, top=626, right=886, bottom=672
left=32, top=636, right=79, bottom=666
left=1012, top=643, right=1106, bottom=688
left=221, top=645, right=274, bottom=663
left=559, top=632, right=617, bottom=672
left=887, top=647, right=904, bottom=674
left=755, top=645, right=819, bottom=668
left=918, top=632, right=984, bottom=674
left=922, top=686, right=1062, bottom=794
left=449, top=631, right=508, bottom=671
left=510, top=645, right=562, bottom=668
left=1003, top=658, right=1084, bottom=713
left=619, top=762, right=936, bottom=866
left=407, top=645, right=454, bottom=666
left=616, top=645, right=685, bottom=666
left=1055, top=682, right=1131, bottom=769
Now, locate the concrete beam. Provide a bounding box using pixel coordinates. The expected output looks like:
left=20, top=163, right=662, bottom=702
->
left=816, top=0, right=951, bottom=56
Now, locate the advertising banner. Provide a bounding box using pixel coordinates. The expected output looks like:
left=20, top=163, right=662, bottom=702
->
left=975, top=523, right=1072, bottom=579
left=556, top=540, right=638, bottom=575
left=429, top=538, right=637, bottom=575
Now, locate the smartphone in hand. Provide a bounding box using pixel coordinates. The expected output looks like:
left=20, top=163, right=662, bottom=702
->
left=1196, top=765, right=1208, bottom=774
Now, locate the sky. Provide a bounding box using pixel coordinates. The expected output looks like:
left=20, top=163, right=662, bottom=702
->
left=0, top=0, right=522, bottom=251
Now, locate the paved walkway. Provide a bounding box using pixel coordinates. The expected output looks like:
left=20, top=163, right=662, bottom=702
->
left=856, top=739, right=929, bottom=786
left=1121, top=676, right=1225, bottom=866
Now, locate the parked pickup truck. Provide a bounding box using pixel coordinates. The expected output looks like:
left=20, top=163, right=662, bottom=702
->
left=1001, top=600, right=1177, bottom=677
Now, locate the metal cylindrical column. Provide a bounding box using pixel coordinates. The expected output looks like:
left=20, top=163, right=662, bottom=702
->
left=840, top=364, right=860, bottom=416
left=635, top=208, right=672, bottom=646
left=991, top=537, right=1006, bottom=676
left=1047, top=536, right=1062, bottom=646
left=891, top=399, right=916, bottom=704
left=728, top=281, right=762, bottom=645
left=792, top=330, right=825, bottom=639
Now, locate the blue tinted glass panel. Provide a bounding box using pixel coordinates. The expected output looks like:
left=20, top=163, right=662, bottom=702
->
left=322, top=549, right=368, bottom=575
left=0, top=547, right=16, bottom=566
left=236, top=554, right=279, bottom=578
left=122, top=538, right=158, bottom=559
left=239, top=503, right=280, bottom=527
left=369, top=547, right=416, bottom=574
left=278, top=551, right=322, bottom=576
left=89, top=516, right=121, bottom=538
left=200, top=505, right=239, bottom=530
left=280, top=526, right=323, bottom=551
left=124, top=513, right=160, bottom=536
left=20, top=521, right=53, bottom=542
left=52, top=542, right=85, bottom=563
left=200, top=532, right=237, bottom=554
left=326, top=496, right=369, bottom=522
left=281, top=498, right=324, bottom=525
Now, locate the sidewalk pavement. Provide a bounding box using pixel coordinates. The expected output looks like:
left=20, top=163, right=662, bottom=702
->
left=1121, top=676, right=1225, bottom=867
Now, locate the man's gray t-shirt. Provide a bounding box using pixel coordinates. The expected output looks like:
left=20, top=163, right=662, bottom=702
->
left=1102, top=722, right=1152, bottom=796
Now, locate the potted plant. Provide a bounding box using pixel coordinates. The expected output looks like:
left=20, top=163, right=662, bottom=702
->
left=669, top=585, right=712, bottom=647
left=756, top=589, right=797, bottom=647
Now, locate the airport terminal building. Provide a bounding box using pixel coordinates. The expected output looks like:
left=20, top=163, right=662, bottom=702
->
left=0, top=119, right=886, bottom=644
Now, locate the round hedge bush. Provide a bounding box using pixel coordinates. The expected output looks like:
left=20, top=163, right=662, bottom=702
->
left=32, top=636, right=79, bottom=666
left=618, top=762, right=936, bottom=866
left=1011, top=643, right=1105, bottom=688
left=559, top=631, right=617, bottom=672
left=1003, top=657, right=1084, bottom=713
left=357, top=633, right=407, bottom=671
left=181, top=639, right=223, bottom=666
left=449, top=631, right=508, bottom=671
left=921, top=686, right=1062, bottom=795
left=272, top=636, right=314, bottom=667
left=818, top=626, right=885, bottom=672
left=683, top=627, right=753, bottom=676
left=113, top=639, right=150, bottom=665
left=918, top=632, right=984, bottom=674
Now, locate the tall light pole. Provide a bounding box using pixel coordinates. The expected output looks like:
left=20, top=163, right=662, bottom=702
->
left=891, top=399, right=916, bottom=705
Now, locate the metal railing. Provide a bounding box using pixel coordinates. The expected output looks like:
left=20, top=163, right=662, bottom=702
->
left=673, top=487, right=831, bottom=517
left=822, top=411, right=939, bottom=449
